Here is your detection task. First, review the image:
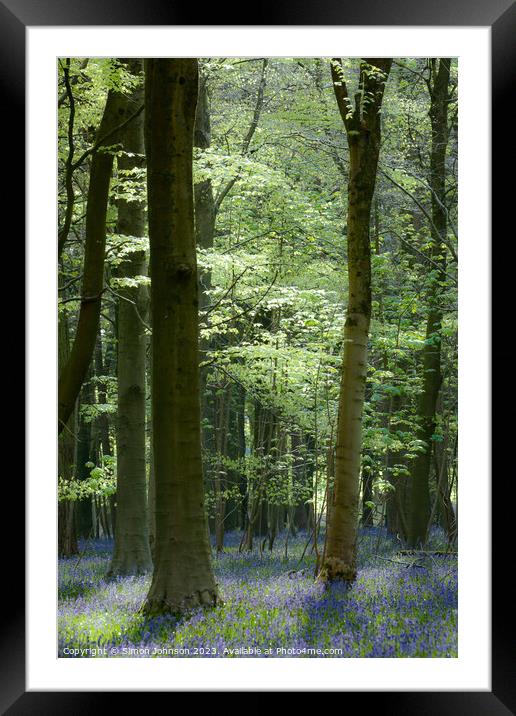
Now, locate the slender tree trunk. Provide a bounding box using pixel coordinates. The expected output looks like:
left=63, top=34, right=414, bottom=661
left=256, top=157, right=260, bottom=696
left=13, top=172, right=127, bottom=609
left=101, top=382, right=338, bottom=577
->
left=361, top=459, right=374, bottom=527
left=267, top=424, right=285, bottom=550
left=225, top=383, right=246, bottom=531
left=268, top=504, right=278, bottom=551
left=108, top=59, right=153, bottom=577
left=94, top=334, right=117, bottom=535
left=385, top=403, right=410, bottom=542
left=213, top=382, right=230, bottom=552
left=58, top=82, right=136, bottom=432
left=94, top=336, right=111, bottom=459
left=242, top=399, right=271, bottom=550
left=148, top=426, right=156, bottom=558
left=75, top=373, right=95, bottom=538
left=320, top=58, right=392, bottom=583
left=58, top=309, right=78, bottom=556
left=194, top=77, right=218, bottom=520
left=143, top=59, right=219, bottom=615
left=58, top=499, right=77, bottom=556
left=290, top=430, right=302, bottom=533
left=291, top=429, right=311, bottom=532
left=407, top=59, right=451, bottom=548
left=147, top=327, right=155, bottom=557
left=443, top=434, right=458, bottom=547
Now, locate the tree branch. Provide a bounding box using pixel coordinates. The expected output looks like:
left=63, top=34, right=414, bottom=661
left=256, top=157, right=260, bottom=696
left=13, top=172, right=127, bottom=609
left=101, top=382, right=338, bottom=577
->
left=330, top=58, right=352, bottom=132
left=71, top=103, right=145, bottom=172
left=213, top=59, right=269, bottom=214
left=58, top=59, right=77, bottom=258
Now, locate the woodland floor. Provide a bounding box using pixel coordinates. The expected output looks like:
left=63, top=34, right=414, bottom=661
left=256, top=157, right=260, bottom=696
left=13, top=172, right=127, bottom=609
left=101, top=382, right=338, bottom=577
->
left=58, top=527, right=457, bottom=658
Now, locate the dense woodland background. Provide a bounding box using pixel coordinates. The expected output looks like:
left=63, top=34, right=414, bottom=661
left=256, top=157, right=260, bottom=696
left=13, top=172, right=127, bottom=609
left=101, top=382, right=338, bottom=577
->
left=57, top=57, right=457, bottom=641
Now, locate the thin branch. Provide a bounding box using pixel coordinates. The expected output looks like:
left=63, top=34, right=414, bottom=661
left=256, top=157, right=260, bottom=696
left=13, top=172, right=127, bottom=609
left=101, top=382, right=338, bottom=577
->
left=71, top=104, right=145, bottom=172
left=241, top=59, right=269, bottom=155
left=58, top=288, right=108, bottom=305
left=393, top=59, right=427, bottom=81
left=206, top=270, right=279, bottom=331
left=213, top=60, right=268, bottom=214
left=379, top=166, right=458, bottom=263
left=58, top=274, right=83, bottom=292
left=202, top=267, right=249, bottom=316
left=105, top=285, right=151, bottom=332
left=330, top=58, right=352, bottom=132
left=58, top=59, right=77, bottom=258
left=380, top=229, right=458, bottom=286
left=58, top=58, right=89, bottom=108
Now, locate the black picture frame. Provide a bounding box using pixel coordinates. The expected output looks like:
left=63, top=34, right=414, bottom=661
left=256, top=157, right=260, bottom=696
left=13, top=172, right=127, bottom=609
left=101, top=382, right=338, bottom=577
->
left=7, top=0, right=512, bottom=710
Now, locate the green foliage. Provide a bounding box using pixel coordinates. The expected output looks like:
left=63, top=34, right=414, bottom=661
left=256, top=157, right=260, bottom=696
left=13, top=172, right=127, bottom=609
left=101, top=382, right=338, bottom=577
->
left=58, top=56, right=458, bottom=521
left=58, top=456, right=116, bottom=501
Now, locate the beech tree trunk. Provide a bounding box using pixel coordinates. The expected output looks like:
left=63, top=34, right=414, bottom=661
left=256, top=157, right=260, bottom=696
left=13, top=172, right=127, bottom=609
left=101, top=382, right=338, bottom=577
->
left=407, top=59, right=451, bottom=548
left=58, top=309, right=78, bottom=557
left=143, top=59, right=219, bottom=615
left=108, top=59, right=153, bottom=577
left=194, top=77, right=218, bottom=518
left=320, top=58, right=392, bottom=583
left=58, top=81, right=135, bottom=433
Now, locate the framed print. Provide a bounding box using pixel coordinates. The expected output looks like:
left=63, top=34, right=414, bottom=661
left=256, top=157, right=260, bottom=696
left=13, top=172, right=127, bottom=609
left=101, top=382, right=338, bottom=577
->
left=5, top=0, right=512, bottom=709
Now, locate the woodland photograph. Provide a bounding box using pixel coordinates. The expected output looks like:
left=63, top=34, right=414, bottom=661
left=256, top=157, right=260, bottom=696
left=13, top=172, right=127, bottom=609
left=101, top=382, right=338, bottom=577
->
left=57, top=56, right=458, bottom=659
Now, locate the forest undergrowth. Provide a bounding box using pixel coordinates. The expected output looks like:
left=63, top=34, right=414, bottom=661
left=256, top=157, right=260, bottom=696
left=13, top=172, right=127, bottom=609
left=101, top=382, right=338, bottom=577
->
left=58, top=527, right=457, bottom=658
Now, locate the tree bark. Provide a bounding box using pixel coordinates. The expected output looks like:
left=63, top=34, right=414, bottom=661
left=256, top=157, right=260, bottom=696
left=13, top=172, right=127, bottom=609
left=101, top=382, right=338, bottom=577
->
left=58, top=309, right=78, bottom=556
left=108, top=59, right=153, bottom=577
left=58, top=82, right=134, bottom=433
left=407, top=59, right=451, bottom=548
left=142, top=59, right=219, bottom=615
left=320, top=58, right=392, bottom=583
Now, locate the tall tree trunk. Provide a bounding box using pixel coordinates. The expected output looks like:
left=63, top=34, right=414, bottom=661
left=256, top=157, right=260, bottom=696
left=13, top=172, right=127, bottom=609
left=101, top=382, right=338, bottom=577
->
left=361, top=458, right=374, bottom=527
left=320, top=58, right=392, bottom=583
left=194, top=76, right=216, bottom=273
left=58, top=80, right=138, bottom=432
left=58, top=309, right=78, bottom=556
left=194, top=77, right=218, bottom=509
left=143, top=59, right=219, bottom=615
left=407, top=59, right=451, bottom=548
left=108, top=59, right=153, bottom=577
